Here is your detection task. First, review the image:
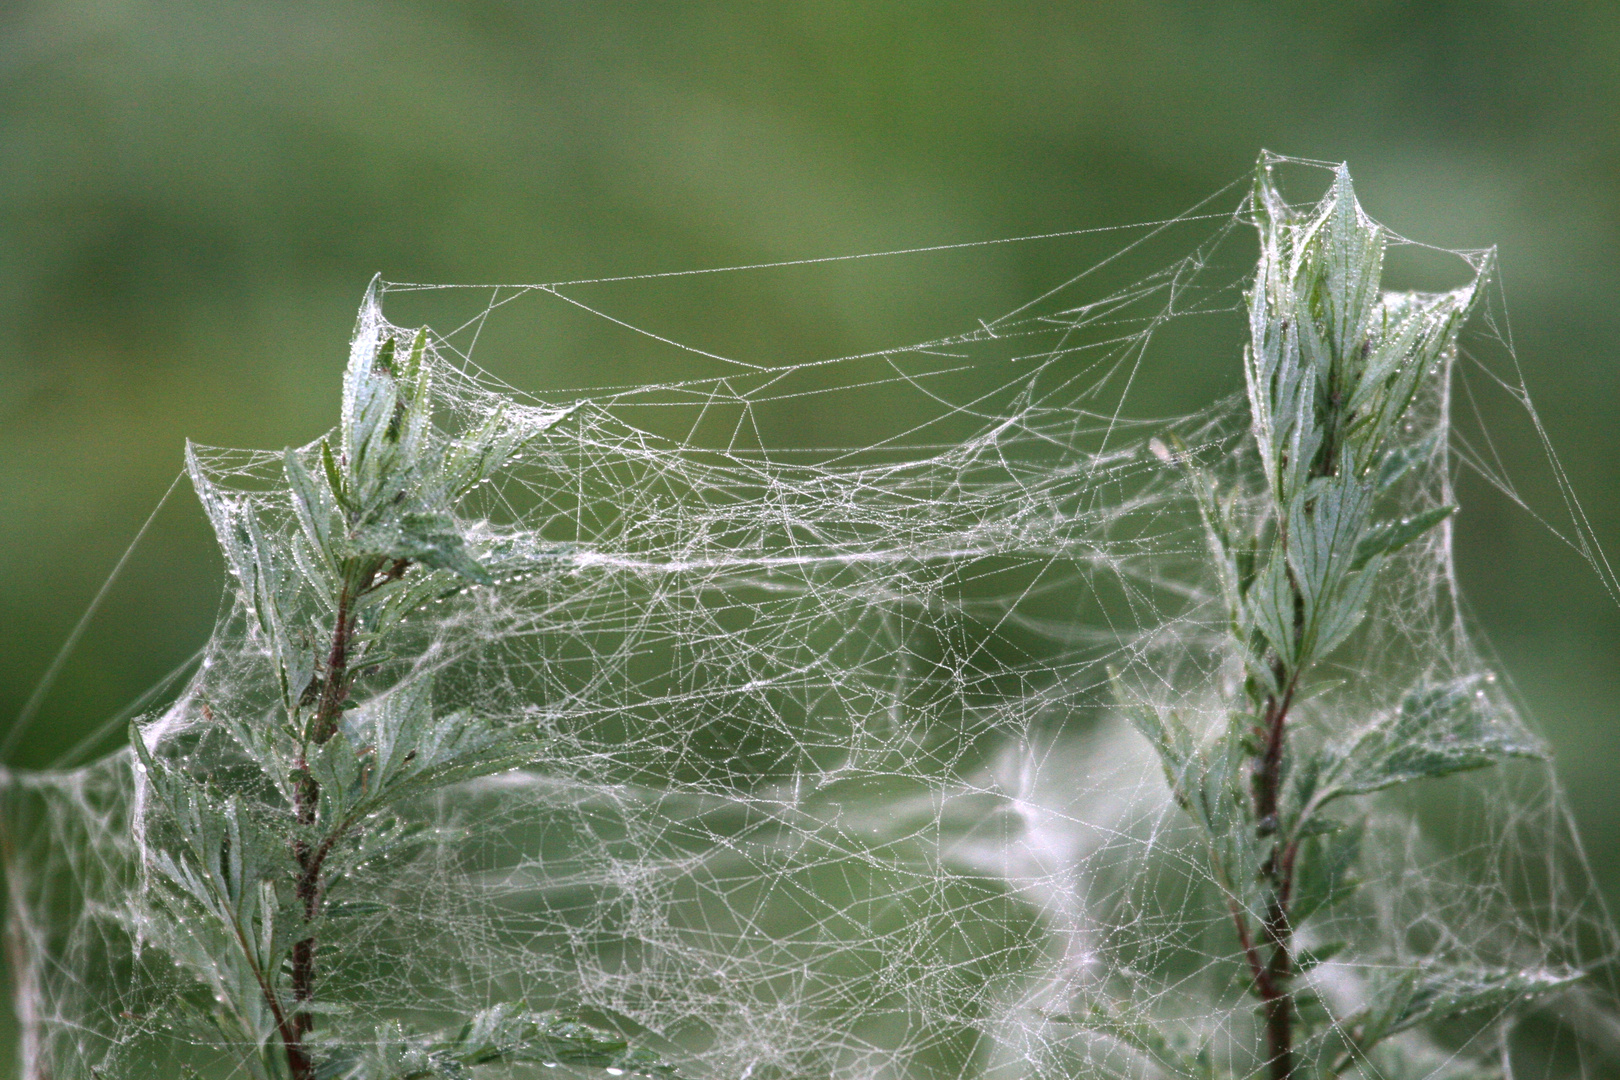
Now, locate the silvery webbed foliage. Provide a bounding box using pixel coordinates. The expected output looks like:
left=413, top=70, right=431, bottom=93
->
left=131, top=293, right=678, bottom=1080
left=0, top=157, right=1613, bottom=1080
left=1104, top=167, right=1578, bottom=1080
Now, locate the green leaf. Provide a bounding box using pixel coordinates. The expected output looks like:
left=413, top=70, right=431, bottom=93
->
left=373, top=333, right=398, bottom=376
left=322, top=437, right=353, bottom=513
left=331, top=678, right=538, bottom=825
left=1112, top=670, right=1198, bottom=813
left=1250, top=544, right=1297, bottom=669
left=353, top=511, right=491, bottom=585
left=1314, top=675, right=1544, bottom=806
left=1285, top=475, right=1378, bottom=664
left=1291, top=819, right=1362, bottom=926
left=1373, top=435, right=1439, bottom=493
left=390, top=329, right=433, bottom=469
left=1353, top=965, right=1580, bottom=1049
left=1312, top=165, right=1385, bottom=376
left=1188, top=469, right=1247, bottom=633
left=1310, top=558, right=1379, bottom=661
left=1350, top=504, right=1455, bottom=572
left=348, top=373, right=400, bottom=503
left=1343, top=271, right=1485, bottom=468
left=232, top=506, right=317, bottom=718
left=285, top=447, right=337, bottom=566
left=309, top=726, right=370, bottom=823
left=439, top=401, right=578, bottom=500
left=324, top=818, right=433, bottom=886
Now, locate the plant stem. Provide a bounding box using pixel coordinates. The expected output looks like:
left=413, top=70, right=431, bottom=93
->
left=281, top=557, right=408, bottom=1080
left=1246, top=672, right=1300, bottom=1080
left=1247, top=419, right=1338, bottom=1080
left=285, top=584, right=355, bottom=1080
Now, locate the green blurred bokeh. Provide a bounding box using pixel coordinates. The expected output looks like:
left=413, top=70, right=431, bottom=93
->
left=1, top=1, right=1617, bottom=1071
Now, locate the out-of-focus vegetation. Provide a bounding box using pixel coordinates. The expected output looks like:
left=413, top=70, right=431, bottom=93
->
left=1, top=0, right=1616, bottom=1067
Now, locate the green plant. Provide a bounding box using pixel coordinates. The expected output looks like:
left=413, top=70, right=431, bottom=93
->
left=1113, top=164, right=1577, bottom=1080
left=3, top=158, right=1604, bottom=1080
left=129, top=296, right=677, bottom=1080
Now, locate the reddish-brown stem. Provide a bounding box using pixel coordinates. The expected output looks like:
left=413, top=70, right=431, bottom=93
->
left=1249, top=673, right=1301, bottom=1080
left=1227, top=895, right=1270, bottom=994
left=285, top=584, right=355, bottom=1079
left=1231, top=645, right=1300, bottom=1080
left=1259, top=891, right=1295, bottom=1080
left=308, top=588, right=356, bottom=748
left=280, top=558, right=408, bottom=1080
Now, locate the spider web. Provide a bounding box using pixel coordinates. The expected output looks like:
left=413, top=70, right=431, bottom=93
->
left=2, top=155, right=1616, bottom=1080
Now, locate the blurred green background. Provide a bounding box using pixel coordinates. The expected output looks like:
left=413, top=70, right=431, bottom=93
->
left=0, top=0, right=1616, bottom=1069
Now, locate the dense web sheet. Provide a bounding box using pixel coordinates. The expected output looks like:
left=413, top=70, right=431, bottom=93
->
left=2, top=156, right=1616, bottom=1080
